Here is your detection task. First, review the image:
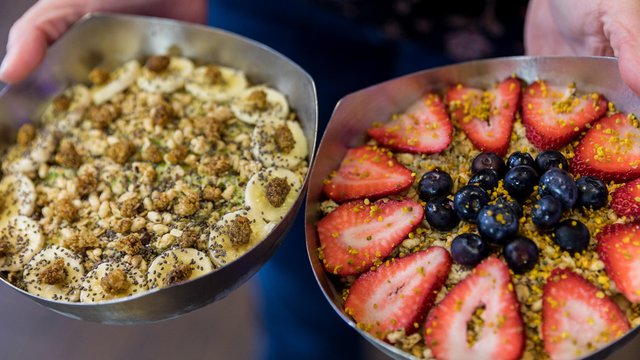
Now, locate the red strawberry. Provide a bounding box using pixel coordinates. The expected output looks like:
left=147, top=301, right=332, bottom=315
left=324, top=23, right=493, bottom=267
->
left=542, top=268, right=630, bottom=360
left=317, top=198, right=423, bottom=275
left=345, top=246, right=451, bottom=339
left=596, top=222, right=640, bottom=303
left=522, top=80, right=607, bottom=150
left=611, top=177, right=640, bottom=217
left=446, top=77, right=521, bottom=156
left=425, top=257, right=524, bottom=360
left=368, top=93, right=453, bottom=154
left=573, top=113, right=640, bottom=182
left=322, top=146, right=414, bottom=203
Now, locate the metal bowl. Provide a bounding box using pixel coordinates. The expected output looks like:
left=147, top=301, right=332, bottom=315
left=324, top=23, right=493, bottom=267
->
left=0, top=13, right=317, bottom=324
left=305, top=56, right=640, bottom=360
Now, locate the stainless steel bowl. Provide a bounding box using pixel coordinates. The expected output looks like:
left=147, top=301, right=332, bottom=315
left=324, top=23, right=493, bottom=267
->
left=0, top=13, right=317, bottom=324
left=305, top=56, right=640, bottom=360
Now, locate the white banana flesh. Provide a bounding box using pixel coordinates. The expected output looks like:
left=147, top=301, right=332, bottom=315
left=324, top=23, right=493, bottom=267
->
left=252, top=118, right=308, bottom=169
left=80, top=261, right=147, bottom=303
left=185, top=65, right=248, bottom=102
left=245, top=168, right=302, bottom=222
left=147, top=248, right=213, bottom=289
left=23, top=246, right=84, bottom=302
left=208, top=210, right=275, bottom=267
left=0, top=174, right=37, bottom=218
left=91, top=60, right=141, bottom=105
left=230, top=86, right=289, bottom=124
left=2, top=131, right=56, bottom=175
left=137, top=57, right=194, bottom=93
left=0, top=216, right=44, bottom=272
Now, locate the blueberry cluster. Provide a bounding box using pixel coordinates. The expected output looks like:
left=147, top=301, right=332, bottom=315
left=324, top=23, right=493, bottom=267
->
left=418, top=150, right=608, bottom=274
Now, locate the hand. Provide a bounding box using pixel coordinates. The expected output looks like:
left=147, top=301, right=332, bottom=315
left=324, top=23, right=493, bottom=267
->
left=525, top=0, right=640, bottom=94
left=0, top=0, right=207, bottom=84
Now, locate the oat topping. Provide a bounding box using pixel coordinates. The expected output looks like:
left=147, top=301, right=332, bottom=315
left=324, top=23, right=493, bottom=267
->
left=114, top=234, right=143, bottom=255
left=225, top=216, right=252, bottom=246
left=100, top=268, right=130, bottom=294
left=119, top=194, right=141, bottom=218
left=142, top=144, right=163, bottom=163
left=265, top=177, right=291, bottom=208
left=88, top=67, right=110, bottom=86
left=38, top=258, right=67, bottom=285
left=52, top=94, right=71, bottom=113
left=107, top=140, right=136, bottom=164
left=63, top=230, right=99, bottom=253
left=151, top=101, right=174, bottom=127
left=76, top=173, right=98, bottom=197
left=16, top=124, right=36, bottom=146
left=55, top=140, right=82, bottom=169
left=145, top=55, right=170, bottom=73
left=56, top=197, right=78, bottom=223
left=174, top=189, right=200, bottom=217
left=89, top=104, right=119, bottom=129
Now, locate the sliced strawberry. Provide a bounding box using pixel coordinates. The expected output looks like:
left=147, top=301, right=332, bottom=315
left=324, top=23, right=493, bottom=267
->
left=317, top=198, right=423, bottom=276
left=345, top=246, right=451, bottom=339
left=611, top=177, right=640, bottom=217
left=522, top=80, right=607, bottom=150
left=425, top=257, right=524, bottom=360
left=446, top=77, right=521, bottom=156
left=573, top=113, right=640, bottom=182
left=542, top=268, right=630, bottom=360
left=322, top=146, right=414, bottom=203
left=368, top=93, right=453, bottom=154
left=596, top=222, right=640, bottom=303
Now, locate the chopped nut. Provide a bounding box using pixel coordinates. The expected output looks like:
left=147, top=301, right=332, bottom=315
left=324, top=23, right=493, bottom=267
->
left=265, top=177, right=291, bottom=208
left=113, top=218, right=133, bottom=234
left=203, top=186, right=222, bottom=201
left=145, top=55, right=170, bottom=73
left=151, top=101, right=174, bottom=127
left=152, top=192, right=172, bottom=211
left=193, top=117, right=222, bottom=141
left=56, top=197, right=78, bottom=222
left=164, top=264, right=192, bottom=286
left=88, top=67, right=110, bottom=85
left=38, top=259, right=67, bottom=285
left=204, top=65, right=224, bottom=85
left=63, top=230, right=99, bottom=252
left=114, top=234, right=143, bottom=255
left=89, top=104, right=120, bottom=129
left=246, top=89, right=268, bottom=111
left=274, top=124, right=295, bottom=153
left=16, top=124, right=37, bottom=146
left=166, top=145, right=188, bottom=164
left=225, top=216, right=252, bottom=246
left=100, top=269, right=130, bottom=295
left=107, top=140, right=136, bottom=164
left=178, top=228, right=198, bottom=248
left=52, top=94, right=71, bottom=113
left=55, top=140, right=82, bottom=169
left=135, top=163, right=157, bottom=184
left=142, top=144, right=163, bottom=163
left=76, top=173, right=98, bottom=197
left=120, top=195, right=141, bottom=218
left=210, top=107, right=234, bottom=122
left=174, top=190, right=200, bottom=217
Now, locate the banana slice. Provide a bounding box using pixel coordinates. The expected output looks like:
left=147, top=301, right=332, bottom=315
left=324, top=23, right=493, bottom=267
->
left=80, top=261, right=147, bottom=303
left=91, top=60, right=141, bottom=105
left=23, top=246, right=84, bottom=302
left=42, top=84, right=92, bottom=125
left=185, top=64, right=248, bottom=102
left=147, top=248, right=213, bottom=289
left=230, top=86, right=289, bottom=124
left=2, top=131, right=57, bottom=175
left=208, top=210, right=275, bottom=267
left=245, top=168, right=302, bottom=222
left=0, top=174, right=37, bottom=218
left=252, top=118, right=308, bottom=169
left=137, top=57, right=194, bottom=93
left=0, top=216, right=44, bottom=272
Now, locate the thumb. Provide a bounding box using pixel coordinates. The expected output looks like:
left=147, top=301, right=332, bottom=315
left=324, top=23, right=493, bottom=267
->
left=0, top=30, right=49, bottom=84
left=605, top=1, right=640, bottom=95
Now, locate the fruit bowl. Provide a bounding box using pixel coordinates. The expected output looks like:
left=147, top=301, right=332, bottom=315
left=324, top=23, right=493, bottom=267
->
left=305, top=56, right=640, bottom=360
left=0, top=13, right=317, bottom=324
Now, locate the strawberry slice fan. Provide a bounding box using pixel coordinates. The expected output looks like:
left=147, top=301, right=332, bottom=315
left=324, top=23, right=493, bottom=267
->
left=446, top=77, right=521, bottom=156
left=522, top=80, right=607, bottom=150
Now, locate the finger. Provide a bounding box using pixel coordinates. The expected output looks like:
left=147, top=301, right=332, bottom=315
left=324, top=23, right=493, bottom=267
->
left=524, top=0, right=575, bottom=56
left=0, top=30, right=49, bottom=84
left=604, top=1, right=640, bottom=95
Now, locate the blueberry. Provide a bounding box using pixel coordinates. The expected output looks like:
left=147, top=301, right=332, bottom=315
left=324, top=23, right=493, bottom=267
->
left=531, top=195, right=562, bottom=229
left=507, top=152, right=535, bottom=169
left=469, top=169, right=500, bottom=191
left=418, top=169, right=453, bottom=201
left=504, top=237, right=539, bottom=274
left=477, top=204, right=519, bottom=245
left=454, top=185, right=490, bottom=222
left=535, top=150, right=569, bottom=173
left=539, top=168, right=578, bottom=209
left=495, top=197, right=523, bottom=218
left=576, top=176, right=608, bottom=210
left=554, top=219, right=590, bottom=253
left=425, top=197, right=460, bottom=231
left=503, top=165, right=539, bottom=202
left=472, top=152, right=506, bottom=176
left=451, top=233, right=488, bottom=267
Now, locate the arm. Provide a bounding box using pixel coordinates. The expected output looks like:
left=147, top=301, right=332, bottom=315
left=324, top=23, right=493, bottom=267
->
left=0, top=0, right=207, bottom=84
left=525, top=0, right=640, bottom=94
